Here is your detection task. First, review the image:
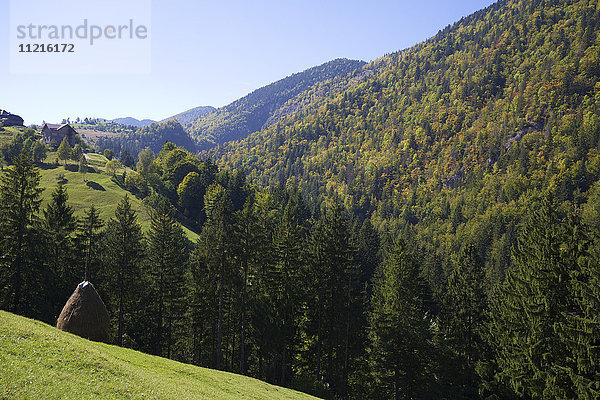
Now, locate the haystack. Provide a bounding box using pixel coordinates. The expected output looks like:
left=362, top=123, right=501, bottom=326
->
left=56, top=281, right=110, bottom=342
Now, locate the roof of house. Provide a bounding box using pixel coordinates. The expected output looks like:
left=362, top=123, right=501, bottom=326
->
left=44, top=123, right=74, bottom=131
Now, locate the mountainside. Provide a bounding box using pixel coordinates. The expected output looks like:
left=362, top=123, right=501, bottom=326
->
left=111, top=117, right=156, bottom=127
left=188, top=58, right=366, bottom=150
left=212, top=0, right=600, bottom=290
left=161, top=105, right=215, bottom=125
left=0, top=310, right=319, bottom=400
left=96, top=119, right=196, bottom=156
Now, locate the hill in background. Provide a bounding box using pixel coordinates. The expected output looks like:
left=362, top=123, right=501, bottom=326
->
left=95, top=119, right=197, bottom=156
left=111, top=117, right=156, bottom=127
left=187, top=58, right=366, bottom=150
left=161, top=105, right=215, bottom=126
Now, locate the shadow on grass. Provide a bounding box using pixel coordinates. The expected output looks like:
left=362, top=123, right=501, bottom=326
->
left=86, top=181, right=106, bottom=191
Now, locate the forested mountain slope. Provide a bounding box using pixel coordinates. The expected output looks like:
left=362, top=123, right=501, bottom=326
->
left=96, top=119, right=197, bottom=156
left=161, top=105, right=215, bottom=126
left=188, top=58, right=366, bottom=150
left=212, top=0, right=600, bottom=290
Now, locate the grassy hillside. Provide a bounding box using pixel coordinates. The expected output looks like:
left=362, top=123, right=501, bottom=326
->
left=0, top=310, right=320, bottom=400
left=38, top=161, right=199, bottom=241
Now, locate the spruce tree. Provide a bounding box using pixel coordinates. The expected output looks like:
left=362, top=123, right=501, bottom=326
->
left=146, top=199, right=188, bottom=358
left=438, top=243, right=487, bottom=399
left=304, top=199, right=359, bottom=397
left=78, top=205, right=103, bottom=282
left=558, top=212, right=600, bottom=399
left=43, top=183, right=78, bottom=310
left=199, top=183, right=235, bottom=369
left=489, top=197, right=574, bottom=399
left=0, top=150, right=43, bottom=316
left=369, top=238, right=432, bottom=400
left=102, top=195, right=145, bottom=346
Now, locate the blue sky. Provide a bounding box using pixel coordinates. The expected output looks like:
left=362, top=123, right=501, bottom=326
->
left=0, top=0, right=496, bottom=125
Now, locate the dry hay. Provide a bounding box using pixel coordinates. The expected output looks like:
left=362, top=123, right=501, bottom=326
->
left=56, top=281, right=110, bottom=342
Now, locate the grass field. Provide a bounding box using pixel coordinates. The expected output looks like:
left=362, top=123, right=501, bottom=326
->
left=38, top=156, right=199, bottom=241
left=0, top=125, right=28, bottom=146
left=0, top=311, right=320, bottom=400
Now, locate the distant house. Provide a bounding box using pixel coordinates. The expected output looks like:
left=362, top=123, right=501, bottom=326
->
left=41, top=123, right=78, bottom=147
left=0, top=110, right=24, bottom=127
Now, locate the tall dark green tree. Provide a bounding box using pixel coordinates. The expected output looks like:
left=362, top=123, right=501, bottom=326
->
left=43, top=183, right=78, bottom=311
left=103, top=195, right=145, bottom=346
left=557, top=212, right=600, bottom=399
left=0, top=150, right=43, bottom=317
left=369, top=238, right=433, bottom=400
left=438, top=243, right=487, bottom=399
left=146, top=199, right=188, bottom=359
left=488, top=197, right=574, bottom=399
left=199, top=183, right=235, bottom=369
left=270, top=201, right=305, bottom=386
left=303, top=199, right=360, bottom=398
left=78, top=205, right=103, bottom=282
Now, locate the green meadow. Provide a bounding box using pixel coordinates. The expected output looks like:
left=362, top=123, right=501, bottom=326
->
left=0, top=310, right=320, bottom=400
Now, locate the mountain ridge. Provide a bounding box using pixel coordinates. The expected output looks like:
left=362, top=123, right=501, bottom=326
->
left=187, top=58, right=367, bottom=150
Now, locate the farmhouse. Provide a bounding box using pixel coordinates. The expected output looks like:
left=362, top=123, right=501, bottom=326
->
left=0, top=110, right=24, bottom=127
left=42, top=123, right=78, bottom=147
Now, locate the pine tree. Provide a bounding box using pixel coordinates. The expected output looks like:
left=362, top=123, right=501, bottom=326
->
left=369, top=238, right=432, bottom=400
left=43, top=183, right=78, bottom=311
left=78, top=205, right=103, bottom=282
left=199, top=183, right=235, bottom=369
left=146, top=199, right=188, bottom=358
left=438, top=243, right=487, bottom=399
left=0, top=150, right=43, bottom=316
left=489, top=197, right=574, bottom=399
left=270, top=201, right=305, bottom=386
left=557, top=211, right=600, bottom=399
left=102, top=195, right=145, bottom=346
left=303, top=199, right=359, bottom=397
left=57, top=137, right=72, bottom=165
left=233, top=195, right=261, bottom=375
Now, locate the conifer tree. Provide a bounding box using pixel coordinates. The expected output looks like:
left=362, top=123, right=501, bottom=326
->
left=270, top=201, right=304, bottom=386
left=558, top=212, right=600, bottom=399
left=489, top=197, right=574, bottom=399
left=78, top=205, right=103, bottom=282
left=369, top=238, right=432, bottom=400
left=438, top=243, right=487, bottom=399
left=146, top=199, right=188, bottom=358
left=304, top=199, right=359, bottom=397
left=199, top=183, right=235, bottom=369
left=0, top=150, right=43, bottom=316
left=43, top=183, right=78, bottom=308
left=103, top=195, right=145, bottom=346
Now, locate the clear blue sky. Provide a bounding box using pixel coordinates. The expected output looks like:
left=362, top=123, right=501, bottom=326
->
left=0, top=0, right=496, bottom=125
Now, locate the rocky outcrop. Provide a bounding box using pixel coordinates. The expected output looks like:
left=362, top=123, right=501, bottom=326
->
left=0, top=110, right=24, bottom=127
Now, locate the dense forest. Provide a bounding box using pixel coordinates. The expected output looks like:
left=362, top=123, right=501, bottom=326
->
left=187, top=59, right=366, bottom=150
left=96, top=119, right=197, bottom=157
left=3, top=0, right=600, bottom=399
left=210, top=0, right=600, bottom=293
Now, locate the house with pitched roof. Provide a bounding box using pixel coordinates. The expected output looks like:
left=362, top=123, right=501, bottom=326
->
left=41, top=123, right=78, bottom=147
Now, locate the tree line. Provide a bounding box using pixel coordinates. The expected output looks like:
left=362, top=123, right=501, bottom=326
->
left=1, top=146, right=600, bottom=399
